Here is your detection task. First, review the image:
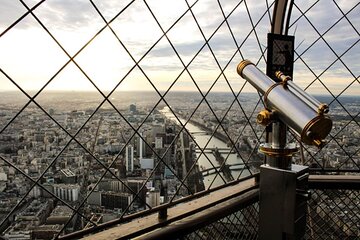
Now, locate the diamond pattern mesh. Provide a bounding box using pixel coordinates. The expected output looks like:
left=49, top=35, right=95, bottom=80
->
left=175, top=187, right=360, bottom=240
left=289, top=0, right=360, bottom=172
left=0, top=0, right=273, bottom=237
left=306, top=188, right=360, bottom=239
left=0, top=0, right=358, bottom=238
left=181, top=202, right=259, bottom=240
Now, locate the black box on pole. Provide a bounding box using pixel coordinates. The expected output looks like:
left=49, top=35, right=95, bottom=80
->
left=267, top=33, right=295, bottom=81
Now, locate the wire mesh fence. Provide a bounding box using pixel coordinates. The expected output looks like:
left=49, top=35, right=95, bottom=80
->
left=0, top=0, right=273, bottom=237
left=180, top=202, right=259, bottom=240
left=306, top=188, right=360, bottom=239
left=173, top=184, right=360, bottom=240
left=0, top=0, right=358, bottom=239
left=288, top=0, right=360, bottom=172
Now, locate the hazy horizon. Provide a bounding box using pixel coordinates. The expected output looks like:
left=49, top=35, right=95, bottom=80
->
left=1, top=1, right=359, bottom=96
left=0, top=89, right=359, bottom=97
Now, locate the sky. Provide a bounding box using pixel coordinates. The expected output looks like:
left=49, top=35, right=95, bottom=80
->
left=0, top=0, right=359, bottom=96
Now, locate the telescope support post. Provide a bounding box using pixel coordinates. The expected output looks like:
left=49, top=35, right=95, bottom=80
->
left=237, top=55, right=331, bottom=240
left=258, top=31, right=310, bottom=239
left=259, top=164, right=309, bottom=240
left=259, top=120, right=309, bottom=239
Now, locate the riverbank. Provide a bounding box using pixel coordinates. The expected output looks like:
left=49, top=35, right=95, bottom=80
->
left=173, top=111, right=231, bottom=146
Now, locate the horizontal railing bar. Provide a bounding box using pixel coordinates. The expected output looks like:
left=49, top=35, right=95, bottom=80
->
left=309, top=168, right=360, bottom=173
left=138, top=189, right=259, bottom=240
left=60, top=173, right=259, bottom=239
left=76, top=176, right=259, bottom=240
left=60, top=172, right=360, bottom=239
left=309, top=175, right=360, bottom=190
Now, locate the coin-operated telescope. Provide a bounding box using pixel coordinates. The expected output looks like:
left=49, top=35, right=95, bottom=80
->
left=237, top=60, right=332, bottom=240
left=237, top=60, right=332, bottom=167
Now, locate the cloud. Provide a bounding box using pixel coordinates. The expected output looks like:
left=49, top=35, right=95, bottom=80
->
left=149, top=41, right=203, bottom=58
left=33, top=0, right=102, bottom=31
left=0, top=0, right=358, bottom=95
left=0, top=1, right=28, bottom=29
left=289, top=1, right=359, bottom=91
left=0, top=0, right=103, bottom=31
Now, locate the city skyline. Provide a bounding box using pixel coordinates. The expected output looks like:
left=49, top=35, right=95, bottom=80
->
left=0, top=90, right=358, bottom=238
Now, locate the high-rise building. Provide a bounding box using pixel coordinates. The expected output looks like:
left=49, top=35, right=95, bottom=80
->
left=155, top=136, right=163, bottom=149
left=60, top=169, right=76, bottom=184
left=53, top=184, right=80, bottom=202
left=138, top=132, right=144, bottom=160
left=101, top=192, right=133, bottom=211
left=129, top=104, right=137, bottom=113
left=140, top=158, right=154, bottom=170
left=146, top=188, right=160, bottom=208
left=87, top=191, right=101, bottom=206
left=125, top=145, right=134, bottom=172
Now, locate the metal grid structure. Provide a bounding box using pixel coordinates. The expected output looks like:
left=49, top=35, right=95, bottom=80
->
left=0, top=0, right=358, bottom=239
left=288, top=0, right=360, bottom=172
left=306, top=188, right=360, bottom=239
left=0, top=0, right=273, bottom=238
left=167, top=183, right=360, bottom=240
left=180, top=202, right=259, bottom=240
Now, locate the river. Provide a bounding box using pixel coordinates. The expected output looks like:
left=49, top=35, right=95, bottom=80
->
left=161, top=107, right=250, bottom=188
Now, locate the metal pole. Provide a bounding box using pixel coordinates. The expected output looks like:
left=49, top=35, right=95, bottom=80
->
left=258, top=1, right=309, bottom=239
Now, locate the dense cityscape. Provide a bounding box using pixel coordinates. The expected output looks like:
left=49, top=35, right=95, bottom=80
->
left=0, top=91, right=359, bottom=239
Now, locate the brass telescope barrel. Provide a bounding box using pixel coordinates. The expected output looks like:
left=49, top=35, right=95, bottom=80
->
left=237, top=60, right=332, bottom=147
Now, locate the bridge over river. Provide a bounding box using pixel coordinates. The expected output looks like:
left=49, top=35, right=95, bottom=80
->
left=195, top=147, right=237, bottom=154
left=200, top=163, right=246, bottom=177
left=161, top=107, right=250, bottom=187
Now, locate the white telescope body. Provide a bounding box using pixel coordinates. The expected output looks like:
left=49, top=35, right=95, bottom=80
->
left=237, top=60, right=332, bottom=147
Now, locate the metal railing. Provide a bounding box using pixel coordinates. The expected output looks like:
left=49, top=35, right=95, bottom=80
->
left=180, top=202, right=259, bottom=240
left=116, top=174, right=358, bottom=240
left=183, top=176, right=360, bottom=240
left=306, top=175, right=360, bottom=239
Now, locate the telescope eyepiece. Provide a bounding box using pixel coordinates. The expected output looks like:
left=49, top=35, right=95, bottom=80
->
left=236, top=59, right=253, bottom=77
